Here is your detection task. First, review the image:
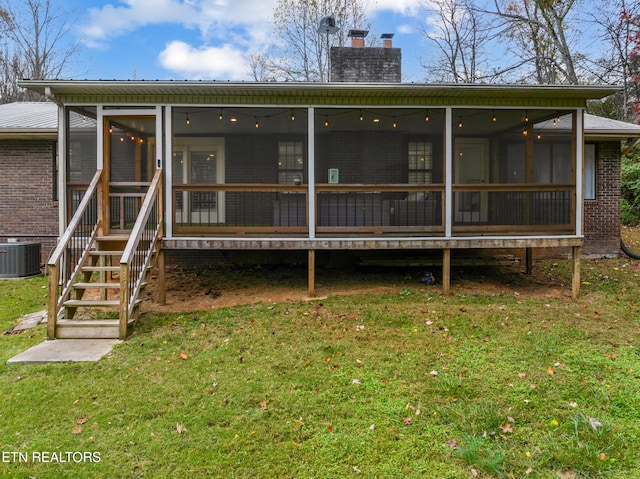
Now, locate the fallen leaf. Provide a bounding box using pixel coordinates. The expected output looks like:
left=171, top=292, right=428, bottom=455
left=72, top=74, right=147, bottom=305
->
left=403, top=418, right=413, bottom=426
left=260, top=400, right=267, bottom=411
left=525, top=468, right=533, bottom=475
left=447, top=439, right=457, bottom=448
left=569, top=401, right=578, bottom=408
left=176, top=423, right=186, bottom=434
left=547, top=366, right=555, bottom=375
left=352, top=379, right=362, bottom=384
left=369, top=424, right=375, bottom=431
left=589, top=417, right=603, bottom=431
left=76, top=417, right=88, bottom=425
left=180, top=352, right=188, bottom=360
left=471, top=468, right=478, bottom=477
left=353, top=466, right=362, bottom=473
left=430, top=370, right=438, bottom=376
left=327, top=424, right=333, bottom=431
left=599, top=453, right=606, bottom=461
left=500, top=422, right=513, bottom=433
left=72, top=425, right=82, bottom=435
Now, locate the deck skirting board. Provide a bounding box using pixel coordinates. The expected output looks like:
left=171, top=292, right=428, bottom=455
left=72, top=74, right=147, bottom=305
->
left=162, top=236, right=583, bottom=251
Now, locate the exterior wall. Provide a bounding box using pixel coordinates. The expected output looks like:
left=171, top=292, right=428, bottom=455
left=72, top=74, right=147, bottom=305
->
left=0, top=139, right=58, bottom=266
left=583, top=141, right=621, bottom=256
left=330, top=47, right=401, bottom=83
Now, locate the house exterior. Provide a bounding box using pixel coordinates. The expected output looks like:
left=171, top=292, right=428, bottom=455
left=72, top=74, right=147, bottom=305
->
left=12, top=38, right=640, bottom=338
left=0, top=102, right=59, bottom=269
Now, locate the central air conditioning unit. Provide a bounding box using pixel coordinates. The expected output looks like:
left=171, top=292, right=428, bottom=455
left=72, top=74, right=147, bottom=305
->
left=0, top=242, right=41, bottom=279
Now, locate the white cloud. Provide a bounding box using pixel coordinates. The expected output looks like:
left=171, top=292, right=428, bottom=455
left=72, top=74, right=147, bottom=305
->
left=158, top=40, right=249, bottom=79
left=368, top=0, right=423, bottom=16
left=80, top=0, right=277, bottom=47
left=80, top=0, right=200, bottom=47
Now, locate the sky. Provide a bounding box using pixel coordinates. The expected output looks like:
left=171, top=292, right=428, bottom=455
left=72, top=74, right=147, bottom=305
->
left=66, top=0, right=430, bottom=82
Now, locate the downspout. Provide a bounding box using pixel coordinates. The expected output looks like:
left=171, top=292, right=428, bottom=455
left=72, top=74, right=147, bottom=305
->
left=44, top=87, right=62, bottom=106
left=45, top=86, right=67, bottom=238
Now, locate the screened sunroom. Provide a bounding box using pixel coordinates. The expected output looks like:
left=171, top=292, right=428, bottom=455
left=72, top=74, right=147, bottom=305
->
left=166, top=105, right=578, bottom=238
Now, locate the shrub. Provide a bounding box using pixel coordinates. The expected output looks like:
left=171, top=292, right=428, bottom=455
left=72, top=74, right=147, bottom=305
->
left=621, top=153, right=640, bottom=226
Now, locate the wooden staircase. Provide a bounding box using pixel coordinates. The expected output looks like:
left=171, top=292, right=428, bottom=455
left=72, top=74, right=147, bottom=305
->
left=56, top=235, right=152, bottom=339
left=47, top=169, right=163, bottom=340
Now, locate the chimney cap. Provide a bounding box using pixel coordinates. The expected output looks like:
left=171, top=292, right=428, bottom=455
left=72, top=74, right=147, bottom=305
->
left=381, top=33, right=394, bottom=39
left=348, top=29, right=369, bottom=38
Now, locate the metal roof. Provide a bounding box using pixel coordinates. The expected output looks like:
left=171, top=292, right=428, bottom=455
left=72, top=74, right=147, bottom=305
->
left=18, top=80, right=620, bottom=108
left=0, top=102, right=58, bottom=136
left=536, top=113, right=640, bottom=138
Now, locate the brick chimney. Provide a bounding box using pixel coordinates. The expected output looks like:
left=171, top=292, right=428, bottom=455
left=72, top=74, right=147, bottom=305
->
left=349, top=29, right=368, bottom=47
left=381, top=33, right=394, bottom=48
left=329, top=32, right=401, bottom=83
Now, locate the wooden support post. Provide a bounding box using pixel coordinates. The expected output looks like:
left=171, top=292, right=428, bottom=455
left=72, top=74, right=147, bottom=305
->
left=525, top=248, right=533, bottom=275
left=47, top=263, right=58, bottom=340
left=442, top=248, right=451, bottom=295
left=119, top=263, right=129, bottom=340
left=572, top=246, right=581, bottom=299
left=158, top=249, right=166, bottom=305
left=308, top=249, right=315, bottom=298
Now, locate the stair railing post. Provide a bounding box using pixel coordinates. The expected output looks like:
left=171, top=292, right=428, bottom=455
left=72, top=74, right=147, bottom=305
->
left=119, top=262, right=130, bottom=340
left=47, top=263, right=59, bottom=340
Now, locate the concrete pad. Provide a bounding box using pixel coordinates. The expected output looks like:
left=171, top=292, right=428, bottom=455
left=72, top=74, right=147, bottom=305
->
left=11, top=310, right=47, bottom=332
left=7, top=339, right=121, bottom=365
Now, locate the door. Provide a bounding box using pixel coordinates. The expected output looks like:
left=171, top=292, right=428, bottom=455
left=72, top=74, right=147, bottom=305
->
left=104, top=114, right=158, bottom=232
left=172, top=138, right=225, bottom=225
left=454, top=139, right=489, bottom=223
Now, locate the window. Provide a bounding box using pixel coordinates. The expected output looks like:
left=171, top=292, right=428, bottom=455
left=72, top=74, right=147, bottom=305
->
left=278, top=141, right=304, bottom=184
left=584, top=144, right=596, bottom=200
left=408, top=141, right=433, bottom=184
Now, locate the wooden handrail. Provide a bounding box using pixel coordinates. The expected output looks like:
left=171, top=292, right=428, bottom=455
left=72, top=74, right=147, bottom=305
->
left=119, top=168, right=163, bottom=339
left=48, top=170, right=102, bottom=267
left=452, top=183, right=574, bottom=192
left=47, top=169, right=103, bottom=340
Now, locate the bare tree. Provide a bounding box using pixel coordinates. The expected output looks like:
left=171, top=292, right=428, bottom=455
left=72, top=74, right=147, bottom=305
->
left=587, top=0, right=640, bottom=120
left=262, top=0, right=372, bottom=82
left=0, top=0, right=80, bottom=102
left=418, top=0, right=498, bottom=83
left=491, top=0, right=581, bottom=84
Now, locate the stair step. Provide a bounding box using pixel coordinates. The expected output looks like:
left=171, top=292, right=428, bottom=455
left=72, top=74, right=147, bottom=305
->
left=81, top=266, right=120, bottom=273
left=56, top=319, right=120, bottom=339
left=96, top=235, right=130, bottom=243
left=64, top=299, right=119, bottom=308
left=89, top=250, right=123, bottom=256
left=73, top=282, right=121, bottom=289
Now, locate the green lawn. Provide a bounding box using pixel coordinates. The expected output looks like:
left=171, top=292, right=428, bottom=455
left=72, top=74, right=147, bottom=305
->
left=1, top=254, right=639, bottom=478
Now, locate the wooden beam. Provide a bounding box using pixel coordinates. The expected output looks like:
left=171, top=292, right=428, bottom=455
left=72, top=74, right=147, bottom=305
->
left=572, top=246, right=581, bottom=299
left=525, top=248, right=533, bottom=275
left=158, top=249, right=166, bottom=305
left=308, top=249, right=315, bottom=298
left=442, top=248, right=451, bottom=295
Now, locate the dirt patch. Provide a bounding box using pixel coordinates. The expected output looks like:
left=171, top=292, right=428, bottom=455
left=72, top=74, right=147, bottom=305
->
left=139, top=260, right=571, bottom=314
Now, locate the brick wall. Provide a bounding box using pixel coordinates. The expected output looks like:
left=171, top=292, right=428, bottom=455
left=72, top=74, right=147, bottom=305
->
left=0, top=139, right=58, bottom=266
left=330, top=47, right=401, bottom=83
left=583, top=141, right=621, bottom=256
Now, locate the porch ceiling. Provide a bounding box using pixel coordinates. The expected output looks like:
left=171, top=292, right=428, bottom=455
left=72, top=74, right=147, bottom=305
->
left=20, top=80, right=620, bottom=107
